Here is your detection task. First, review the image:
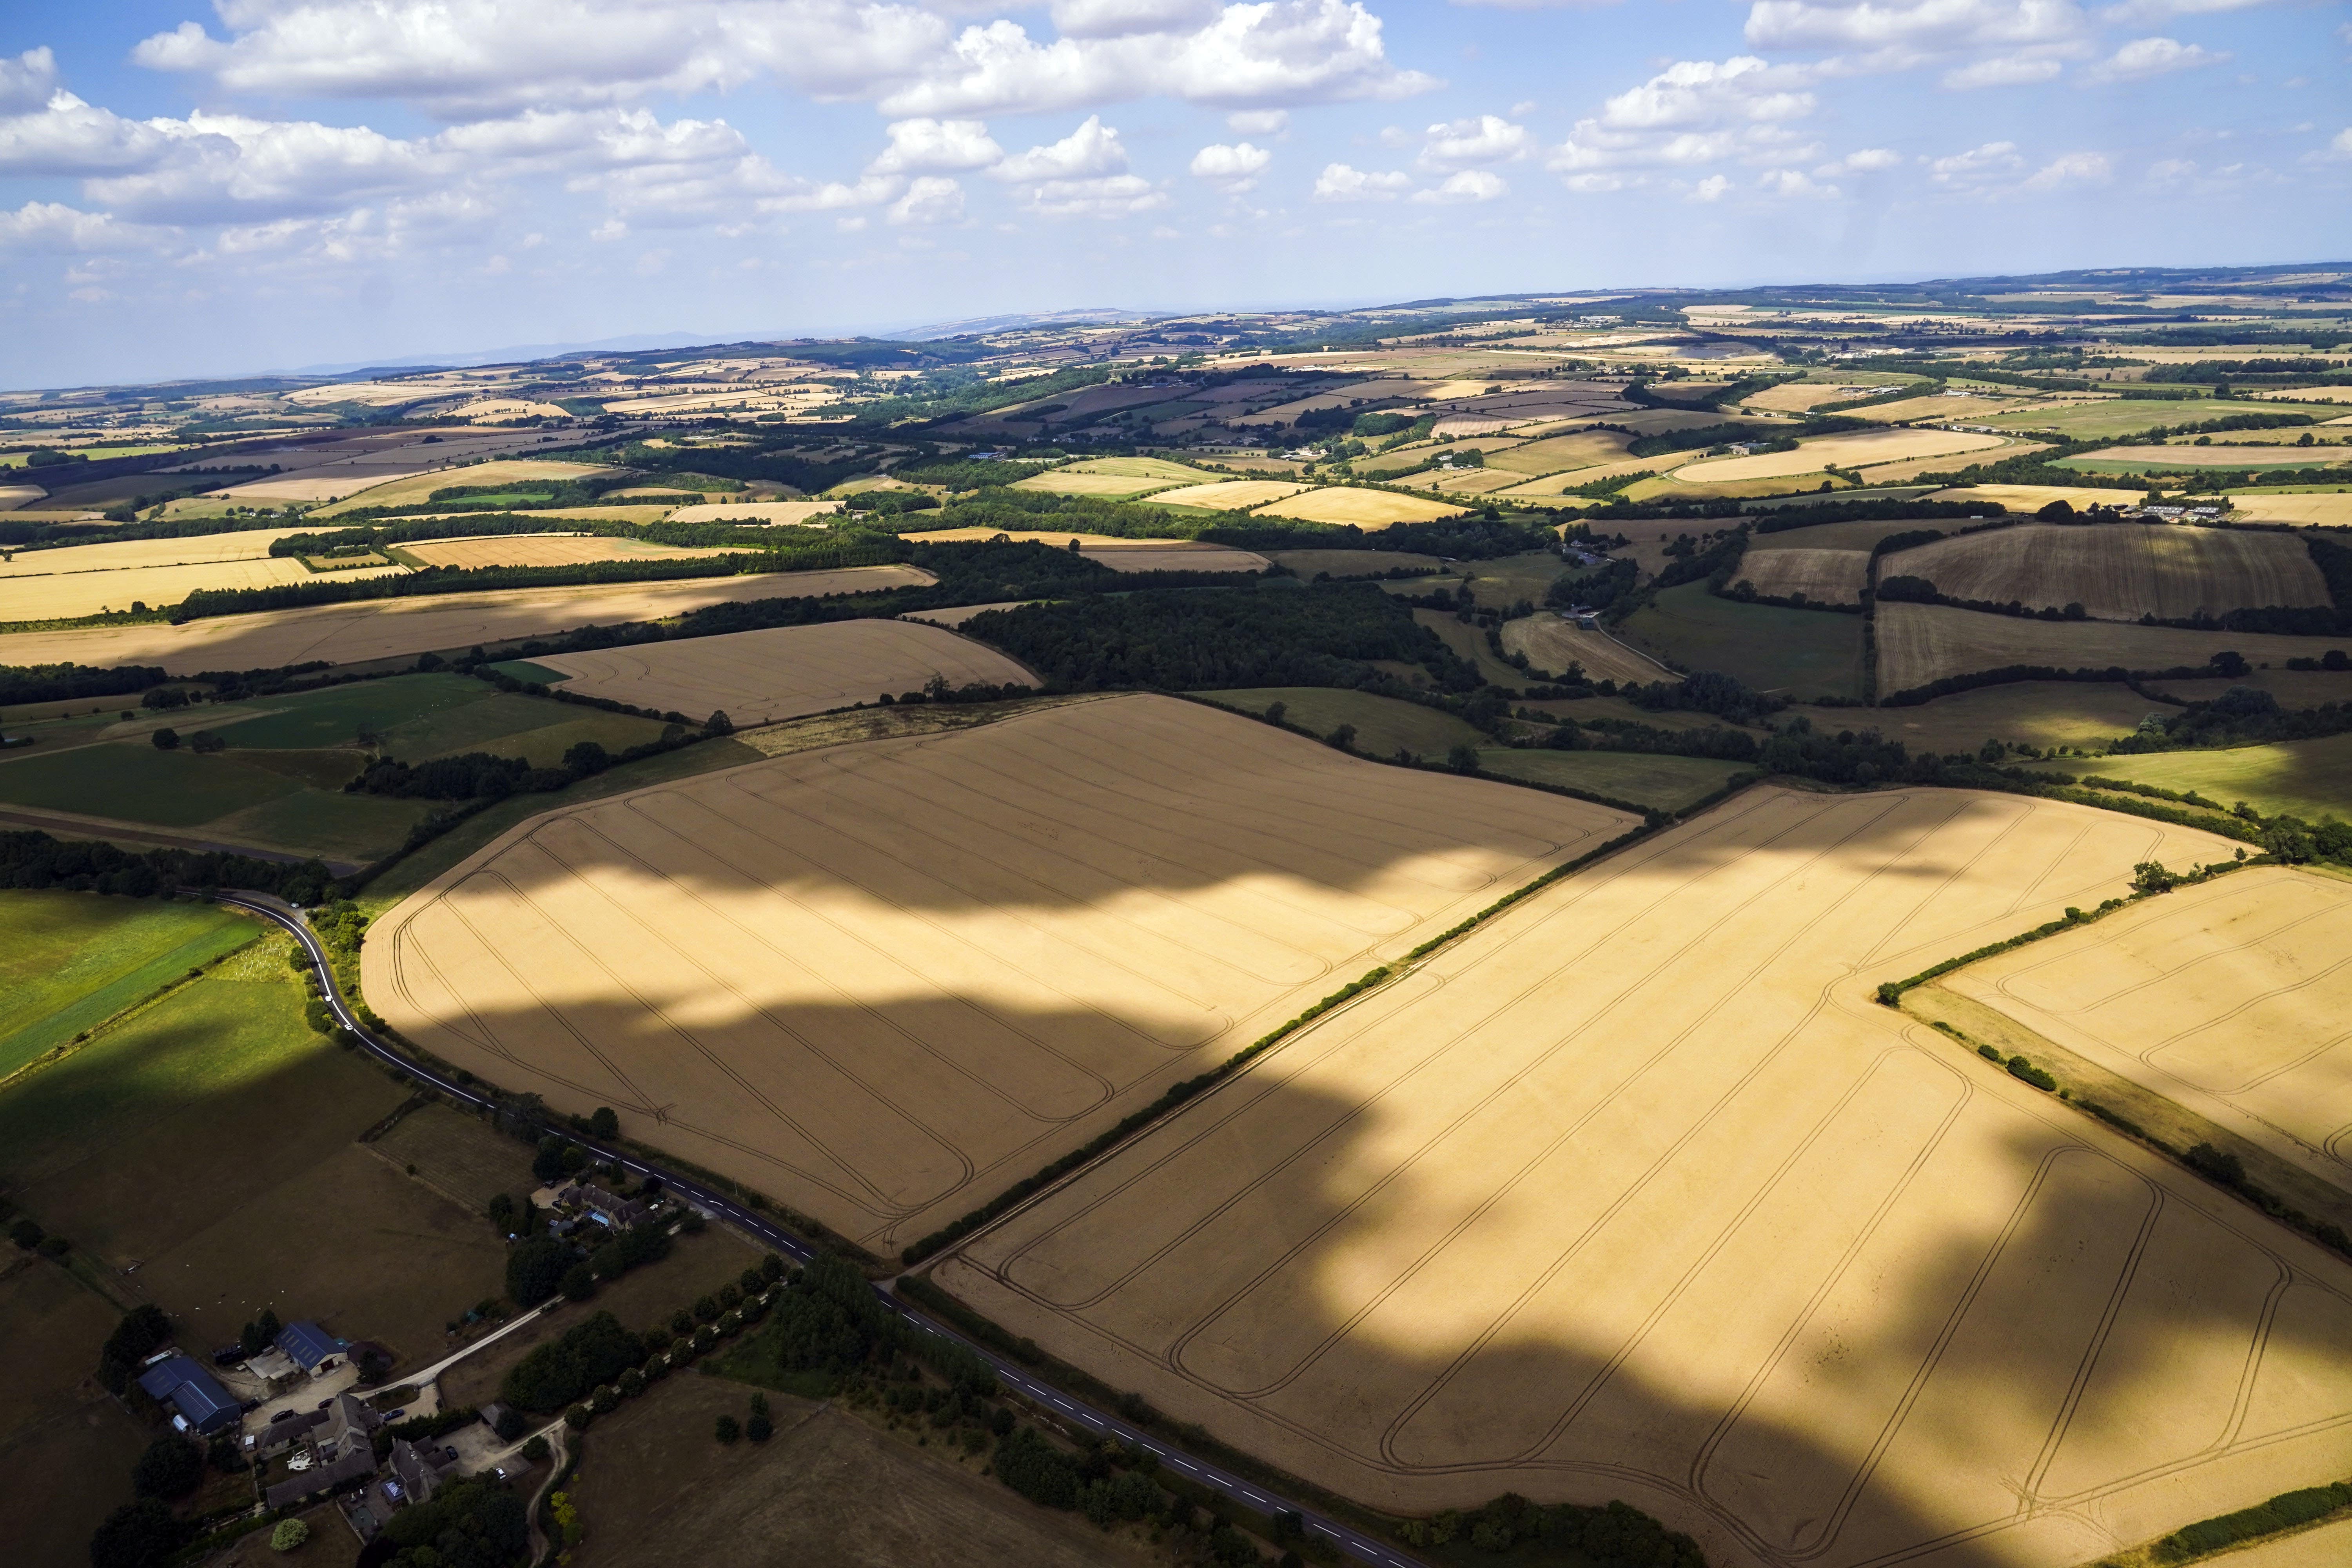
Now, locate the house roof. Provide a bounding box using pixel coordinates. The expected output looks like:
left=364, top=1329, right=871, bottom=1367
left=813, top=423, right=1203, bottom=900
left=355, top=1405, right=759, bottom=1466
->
left=134, top=1356, right=241, bottom=1432
left=264, top=1446, right=374, bottom=1510
left=276, top=1320, right=347, bottom=1370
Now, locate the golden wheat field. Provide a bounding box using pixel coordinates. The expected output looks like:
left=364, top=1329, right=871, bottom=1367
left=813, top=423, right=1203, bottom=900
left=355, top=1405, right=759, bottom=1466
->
left=1882, top=524, right=2327, bottom=622
left=664, top=501, right=842, bottom=526
left=364, top=695, right=1639, bottom=1252
left=938, top=787, right=2352, bottom=1568
left=1147, top=480, right=1311, bottom=510
left=0, top=565, right=933, bottom=675
left=0, top=556, right=409, bottom=622
left=1874, top=604, right=2327, bottom=695
left=1254, top=488, right=1466, bottom=526
left=898, top=602, right=1033, bottom=628
left=1927, top=484, right=2137, bottom=515
left=1730, top=547, right=1870, bottom=604
left=529, top=619, right=1033, bottom=722
left=307, top=459, right=607, bottom=516
left=0, top=526, right=316, bottom=576
left=1945, top=867, right=2352, bottom=1185
left=398, top=535, right=739, bottom=570
left=2227, top=492, right=2352, bottom=526
left=1497, top=616, right=1672, bottom=684
left=1674, top=428, right=2009, bottom=483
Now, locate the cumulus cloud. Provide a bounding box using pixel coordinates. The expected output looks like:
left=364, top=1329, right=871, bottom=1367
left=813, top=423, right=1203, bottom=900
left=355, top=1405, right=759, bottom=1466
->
left=887, top=174, right=967, bottom=222
left=0, top=46, right=58, bottom=114
left=1417, top=113, right=1530, bottom=170
left=1688, top=173, right=1732, bottom=201
left=1926, top=138, right=2107, bottom=194
left=1744, top=0, right=2090, bottom=60
left=1049, top=0, right=1223, bottom=36
left=0, top=199, right=169, bottom=253
left=2098, top=0, right=2275, bottom=21
left=1548, top=56, right=1818, bottom=180
left=1943, top=53, right=2064, bottom=86
left=991, top=114, right=1130, bottom=180
left=2085, top=36, right=2226, bottom=81
left=1759, top=166, right=1840, bottom=196
left=1312, top=160, right=1410, bottom=199
left=1022, top=173, right=1169, bottom=216
left=1411, top=168, right=1505, bottom=202
left=1227, top=107, right=1289, bottom=134
left=1189, top=140, right=1272, bottom=188
left=1815, top=146, right=1902, bottom=174
left=1929, top=138, right=2025, bottom=183
left=2022, top=148, right=2110, bottom=185
left=867, top=117, right=1004, bottom=174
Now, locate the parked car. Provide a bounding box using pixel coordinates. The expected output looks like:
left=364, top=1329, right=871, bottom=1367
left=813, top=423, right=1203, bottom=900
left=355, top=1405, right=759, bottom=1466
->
left=211, top=1347, right=244, bottom=1366
left=386, top=1409, right=406, bottom=1421
left=269, top=1409, right=296, bottom=1423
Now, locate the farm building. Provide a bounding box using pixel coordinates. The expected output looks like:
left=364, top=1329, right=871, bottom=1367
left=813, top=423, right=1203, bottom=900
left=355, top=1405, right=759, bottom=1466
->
left=135, top=1354, right=241, bottom=1435
left=275, top=1319, right=349, bottom=1372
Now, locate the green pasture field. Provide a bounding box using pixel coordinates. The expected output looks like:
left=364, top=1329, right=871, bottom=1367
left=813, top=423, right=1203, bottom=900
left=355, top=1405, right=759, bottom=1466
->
left=0, top=946, right=508, bottom=1370
left=484, top=659, right=573, bottom=683
left=2062, top=453, right=2351, bottom=476
left=210, top=671, right=511, bottom=748
left=0, top=892, right=261, bottom=1080
left=1413, top=609, right=1530, bottom=688
left=1189, top=688, right=1486, bottom=760
left=1457, top=550, right=1568, bottom=610
left=206, top=789, right=435, bottom=864
left=1625, top=472, right=1846, bottom=503
left=1617, top=583, right=1867, bottom=700
left=0, top=742, right=301, bottom=826
left=2048, top=732, right=2352, bottom=822
left=1976, top=399, right=2341, bottom=441
left=1475, top=748, right=1755, bottom=811
left=1790, top=681, right=2169, bottom=757
left=1056, top=456, right=1212, bottom=480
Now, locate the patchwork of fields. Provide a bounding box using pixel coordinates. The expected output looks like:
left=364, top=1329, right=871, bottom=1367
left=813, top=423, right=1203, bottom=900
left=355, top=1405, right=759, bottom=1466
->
left=1883, top=523, right=2327, bottom=621
left=366, top=696, right=1639, bottom=1252
left=1876, top=604, right=2325, bottom=695
left=938, top=788, right=2352, bottom=1568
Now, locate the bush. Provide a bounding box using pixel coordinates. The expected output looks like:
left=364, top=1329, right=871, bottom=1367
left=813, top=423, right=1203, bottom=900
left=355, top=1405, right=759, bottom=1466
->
left=88, top=1499, right=178, bottom=1568
left=520, top=1434, right=550, bottom=1463
left=500, top=1310, right=643, bottom=1412
left=715, top=1414, right=741, bottom=1444
left=560, top=1262, right=598, bottom=1302
left=495, top=1406, right=527, bottom=1442
left=505, top=1234, right=572, bottom=1308
left=269, top=1519, right=309, bottom=1552
left=131, top=1435, right=205, bottom=1500
left=994, top=1426, right=1082, bottom=1509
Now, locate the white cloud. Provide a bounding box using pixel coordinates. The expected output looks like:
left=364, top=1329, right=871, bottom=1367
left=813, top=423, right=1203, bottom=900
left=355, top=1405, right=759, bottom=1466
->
left=0, top=46, right=57, bottom=114
left=1927, top=138, right=2109, bottom=194
left=991, top=115, right=1130, bottom=180
left=1815, top=146, right=1902, bottom=173
left=1417, top=113, right=1530, bottom=170
left=1049, top=0, right=1223, bottom=37
left=888, top=174, right=967, bottom=222
left=2099, top=0, right=2275, bottom=22
left=1411, top=168, right=1505, bottom=202
left=1942, top=53, right=2064, bottom=86
left=1189, top=140, right=1273, bottom=188
left=1227, top=107, right=1289, bottom=134
left=867, top=118, right=1003, bottom=175
left=2021, top=148, right=2110, bottom=185
left=1760, top=166, right=1840, bottom=196
left=2329, top=127, right=2352, bottom=160
left=1548, top=56, right=1818, bottom=178
left=2085, top=36, right=2225, bottom=82
left=1688, top=173, right=1732, bottom=201
left=1312, top=160, right=1410, bottom=199
left=1929, top=138, right=2024, bottom=183
left=1744, top=0, right=2089, bottom=59
left=0, top=200, right=169, bottom=253
left=1022, top=173, right=1169, bottom=216
left=0, top=91, right=180, bottom=178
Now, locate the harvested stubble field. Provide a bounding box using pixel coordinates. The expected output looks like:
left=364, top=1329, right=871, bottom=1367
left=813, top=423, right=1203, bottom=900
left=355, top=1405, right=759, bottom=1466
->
left=0, top=555, right=408, bottom=622
left=1671, top=428, right=2008, bottom=484
left=898, top=601, right=1032, bottom=628
left=1729, top=546, right=1869, bottom=604
left=365, top=695, right=1639, bottom=1253
left=1854, top=394, right=2019, bottom=424
left=399, top=535, right=739, bottom=569
left=1945, top=867, right=2352, bottom=1186
left=936, top=787, right=2352, bottom=1568
left=896, top=528, right=1267, bottom=574
left=529, top=619, right=1034, bottom=724
left=0, top=565, right=932, bottom=675
left=1145, top=479, right=1308, bottom=510
left=2227, top=492, right=2352, bottom=527
left=1927, top=483, right=2141, bottom=515
left=0, top=525, right=314, bottom=576
left=1499, top=615, right=1672, bottom=684
left=1884, top=523, right=2327, bottom=622
left=1749, top=519, right=1951, bottom=553
left=1978, top=399, right=2337, bottom=442
left=1477, top=430, right=1633, bottom=477
left=1255, top=488, right=1465, bottom=527
left=666, top=500, right=841, bottom=525
left=1875, top=604, right=2325, bottom=695
left=2065, top=448, right=2352, bottom=475
left=308, top=458, right=606, bottom=517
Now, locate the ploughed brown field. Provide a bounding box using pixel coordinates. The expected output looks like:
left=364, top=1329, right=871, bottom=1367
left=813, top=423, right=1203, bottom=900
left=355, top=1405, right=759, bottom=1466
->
left=0, top=566, right=933, bottom=675
left=1875, top=603, right=2327, bottom=695
left=1730, top=546, right=1870, bottom=604
left=365, top=695, right=1639, bottom=1253
left=939, top=787, right=2352, bottom=1568
left=1882, top=523, right=2327, bottom=622
left=1945, top=866, right=2352, bottom=1187
left=530, top=619, right=1035, bottom=723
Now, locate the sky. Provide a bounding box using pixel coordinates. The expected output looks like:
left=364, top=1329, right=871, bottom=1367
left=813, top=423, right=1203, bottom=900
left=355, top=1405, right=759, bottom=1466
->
left=2, top=0, right=2348, bottom=388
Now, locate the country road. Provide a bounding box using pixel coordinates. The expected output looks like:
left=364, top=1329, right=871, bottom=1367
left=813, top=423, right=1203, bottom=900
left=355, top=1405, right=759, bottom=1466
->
left=221, top=889, right=1428, bottom=1568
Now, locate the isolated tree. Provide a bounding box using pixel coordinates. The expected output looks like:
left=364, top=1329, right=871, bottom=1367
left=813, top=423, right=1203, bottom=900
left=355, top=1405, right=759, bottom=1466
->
left=560, top=1263, right=598, bottom=1303
left=131, top=1436, right=204, bottom=1500
left=268, top=1519, right=309, bottom=1552
left=588, top=1107, right=619, bottom=1138
left=151, top=728, right=179, bottom=751
left=703, top=710, right=734, bottom=735
left=1447, top=743, right=1480, bottom=774
left=9, top=1218, right=41, bottom=1250
left=715, top=1414, right=741, bottom=1445
left=1325, top=722, right=1356, bottom=751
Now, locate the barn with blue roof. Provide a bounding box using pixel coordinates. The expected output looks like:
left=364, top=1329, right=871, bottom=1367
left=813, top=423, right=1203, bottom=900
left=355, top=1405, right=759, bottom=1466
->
left=135, top=1355, right=241, bottom=1435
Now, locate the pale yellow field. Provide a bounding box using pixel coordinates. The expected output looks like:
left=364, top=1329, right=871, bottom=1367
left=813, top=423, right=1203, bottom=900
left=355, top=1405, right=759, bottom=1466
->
left=0, top=483, right=48, bottom=510
left=1056, top=457, right=1215, bottom=480
left=377, top=505, right=682, bottom=527
left=1928, top=485, right=2136, bottom=514
left=897, top=528, right=1267, bottom=573
left=1011, top=472, right=1189, bottom=498
left=1482, top=430, right=1633, bottom=477
left=0, top=555, right=408, bottom=622
left=1254, top=488, right=1466, bottom=527
left=1730, top=546, right=1870, bottom=604
left=307, top=460, right=607, bottom=517
left=365, top=695, right=1639, bottom=1252
left=1884, top=523, right=2327, bottom=621
left=1853, top=394, right=2018, bottom=424
left=939, top=788, right=2352, bottom=1568
left=400, top=535, right=738, bottom=570
left=899, top=602, right=1034, bottom=628
left=0, top=526, right=315, bottom=575
left=1675, top=428, right=2009, bottom=483
left=1493, top=457, right=1661, bottom=499
left=666, top=501, right=842, bottom=526
left=1497, top=616, right=1672, bottom=684
left=1876, top=604, right=2328, bottom=695
left=1145, top=480, right=1310, bottom=510
left=2227, top=492, right=2352, bottom=526
left=1742, top=382, right=1901, bottom=414
left=532, top=619, right=1034, bottom=722
left=0, top=565, right=933, bottom=675
left=1947, top=867, right=2352, bottom=1188
left=2093, top=446, right=2352, bottom=469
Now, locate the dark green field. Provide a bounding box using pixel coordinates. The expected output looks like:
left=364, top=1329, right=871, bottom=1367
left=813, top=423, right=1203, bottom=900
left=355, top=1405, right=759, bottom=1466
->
left=1189, top=688, right=1486, bottom=760
left=1617, top=583, right=1867, bottom=700
left=1477, top=749, right=1755, bottom=811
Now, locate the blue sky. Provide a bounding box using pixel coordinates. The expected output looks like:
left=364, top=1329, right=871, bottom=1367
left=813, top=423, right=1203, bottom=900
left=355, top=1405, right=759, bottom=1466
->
left=2, top=0, right=2347, bottom=387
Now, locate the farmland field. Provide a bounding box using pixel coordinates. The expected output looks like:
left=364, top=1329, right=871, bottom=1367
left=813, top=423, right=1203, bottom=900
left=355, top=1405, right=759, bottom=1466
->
left=898, top=601, right=1032, bottom=628
left=1146, top=479, right=1308, bottom=510
left=0, top=1261, right=151, bottom=1568
left=0, top=565, right=933, bottom=675
left=0, top=555, right=407, bottom=622
left=1499, top=615, right=1673, bottom=684
left=1671, top=428, right=2007, bottom=483
left=1269, top=549, right=1443, bottom=580
left=1481, top=430, right=1632, bottom=476
left=1619, top=583, right=1867, bottom=699
left=1188, top=688, right=1486, bottom=760
left=1255, top=488, right=1465, bottom=526
left=934, top=788, right=2350, bottom=1568
left=0, top=524, right=314, bottom=576
left=0, top=891, right=260, bottom=1080
left=2228, top=491, right=2352, bottom=526
left=1882, top=523, right=2327, bottom=621
left=529, top=619, right=1035, bottom=723
left=2063, top=448, right=2352, bottom=475
left=1748, top=519, right=1945, bottom=553
left=1729, top=546, right=1869, bottom=604
left=1793, top=681, right=2172, bottom=756
left=1978, top=399, right=2341, bottom=441
left=1945, top=867, right=2352, bottom=1186
left=2047, top=732, right=2352, bottom=821
left=398, top=535, right=738, bottom=569
left=1010, top=472, right=1189, bottom=497
left=308, top=458, right=605, bottom=517
left=1927, top=483, right=2142, bottom=514
left=896, top=528, right=1266, bottom=573
left=1474, top=747, right=1753, bottom=810
left=365, top=695, right=1639, bottom=1252
left=1875, top=604, right=2326, bottom=695
left=1853, top=394, right=2019, bottom=424
left=1414, top=610, right=1528, bottom=688
left=666, top=500, right=841, bottom=525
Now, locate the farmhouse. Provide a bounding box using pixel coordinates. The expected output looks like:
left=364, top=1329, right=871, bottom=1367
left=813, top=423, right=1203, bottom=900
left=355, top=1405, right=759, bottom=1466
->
left=135, top=1354, right=241, bottom=1436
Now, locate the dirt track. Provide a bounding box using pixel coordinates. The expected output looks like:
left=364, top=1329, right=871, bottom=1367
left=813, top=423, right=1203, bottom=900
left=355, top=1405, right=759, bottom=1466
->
left=365, top=695, right=1638, bottom=1252
left=940, top=786, right=2352, bottom=1568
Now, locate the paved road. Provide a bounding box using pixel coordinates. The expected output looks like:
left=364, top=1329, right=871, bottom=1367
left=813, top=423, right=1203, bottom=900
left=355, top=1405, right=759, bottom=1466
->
left=222, top=890, right=1425, bottom=1568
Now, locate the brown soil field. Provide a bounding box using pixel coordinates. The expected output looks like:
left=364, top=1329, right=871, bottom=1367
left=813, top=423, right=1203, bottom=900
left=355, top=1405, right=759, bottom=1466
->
left=2229, top=492, right=2352, bottom=526
left=0, top=556, right=409, bottom=622
left=667, top=500, right=842, bottom=525
left=1145, top=479, right=1309, bottom=510
left=1946, top=867, right=2352, bottom=1187
left=0, top=526, right=314, bottom=575
left=1254, top=488, right=1466, bottom=527
left=897, top=527, right=1267, bottom=573
left=566, top=1373, right=1163, bottom=1568
left=1884, top=523, right=2327, bottom=622
left=1499, top=615, right=1673, bottom=683
left=308, top=459, right=606, bottom=517
left=398, top=535, right=737, bottom=569
left=532, top=619, right=1034, bottom=724
left=0, top=1260, right=151, bottom=1568
left=1730, top=547, right=1869, bottom=604
left=936, top=787, right=2352, bottom=1568
left=1876, top=604, right=2326, bottom=695
left=364, top=695, right=1639, bottom=1253
left=1675, top=428, right=2009, bottom=483
left=0, top=566, right=933, bottom=676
